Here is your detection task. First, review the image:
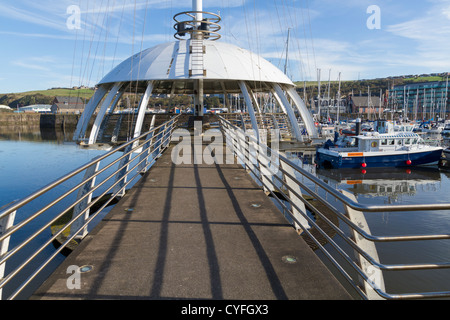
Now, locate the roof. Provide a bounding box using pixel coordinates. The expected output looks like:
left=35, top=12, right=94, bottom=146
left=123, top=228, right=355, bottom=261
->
left=350, top=96, right=383, bottom=107
left=54, top=96, right=84, bottom=104
left=0, top=105, right=12, bottom=110
left=98, top=40, right=294, bottom=91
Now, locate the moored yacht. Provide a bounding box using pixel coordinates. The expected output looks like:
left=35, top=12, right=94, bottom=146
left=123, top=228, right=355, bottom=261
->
left=316, top=119, right=443, bottom=169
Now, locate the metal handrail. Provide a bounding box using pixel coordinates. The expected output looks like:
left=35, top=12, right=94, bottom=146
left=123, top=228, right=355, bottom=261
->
left=219, top=115, right=450, bottom=300
left=0, top=115, right=180, bottom=300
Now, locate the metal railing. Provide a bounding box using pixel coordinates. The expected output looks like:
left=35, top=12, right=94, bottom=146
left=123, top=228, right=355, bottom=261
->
left=0, top=115, right=180, bottom=300
left=219, top=115, right=450, bottom=300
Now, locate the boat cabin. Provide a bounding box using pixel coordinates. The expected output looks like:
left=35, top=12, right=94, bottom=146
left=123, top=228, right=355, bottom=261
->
left=356, top=131, right=420, bottom=153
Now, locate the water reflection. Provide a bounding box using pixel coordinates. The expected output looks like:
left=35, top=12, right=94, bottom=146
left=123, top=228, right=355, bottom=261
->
left=0, top=126, right=111, bottom=299
left=317, top=167, right=442, bottom=204
left=0, top=123, right=77, bottom=143
left=315, top=165, right=450, bottom=297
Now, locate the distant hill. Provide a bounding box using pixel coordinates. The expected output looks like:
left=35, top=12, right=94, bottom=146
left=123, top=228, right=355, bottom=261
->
left=294, top=74, right=449, bottom=99
left=0, top=88, right=95, bottom=109
left=1, top=74, right=448, bottom=109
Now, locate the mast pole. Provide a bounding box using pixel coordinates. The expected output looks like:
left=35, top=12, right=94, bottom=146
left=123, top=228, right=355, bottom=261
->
left=284, top=28, right=291, bottom=75
left=192, top=0, right=204, bottom=116
left=193, top=0, right=203, bottom=26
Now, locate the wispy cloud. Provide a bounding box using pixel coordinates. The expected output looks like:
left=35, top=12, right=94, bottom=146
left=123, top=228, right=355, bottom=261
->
left=12, top=56, right=58, bottom=72
left=0, top=31, right=74, bottom=40
left=0, top=2, right=68, bottom=32
left=13, top=62, right=49, bottom=71
left=385, top=1, right=450, bottom=71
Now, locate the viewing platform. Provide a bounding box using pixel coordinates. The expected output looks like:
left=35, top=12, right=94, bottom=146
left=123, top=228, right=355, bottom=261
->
left=31, top=140, right=351, bottom=300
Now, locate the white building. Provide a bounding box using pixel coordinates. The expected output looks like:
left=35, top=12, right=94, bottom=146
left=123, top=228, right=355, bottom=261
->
left=0, top=105, right=12, bottom=111
left=19, top=105, right=52, bottom=113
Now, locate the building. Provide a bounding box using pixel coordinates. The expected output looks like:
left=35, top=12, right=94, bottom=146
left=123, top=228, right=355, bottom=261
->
left=389, top=80, right=449, bottom=120
left=18, top=105, right=52, bottom=113
left=51, top=96, right=85, bottom=114
left=348, top=95, right=384, bottom=118
left=0, top=105, right=12, bottom=112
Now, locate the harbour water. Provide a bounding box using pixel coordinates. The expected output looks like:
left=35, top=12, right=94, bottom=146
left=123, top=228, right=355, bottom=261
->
left=1, top=125, right=450, bottom=299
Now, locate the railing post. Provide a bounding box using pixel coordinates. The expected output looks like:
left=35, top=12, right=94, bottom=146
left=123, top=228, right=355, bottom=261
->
left=236, top=128, right=247, bottom=169
left=0, top=203, right=17, bottom=300
left=137, top=115, right=157, bottom=173
left=162, top=118, right=174, bottom=149
left=69, top=158, right=101, bottom=240
left=342, top=190, right=385, bottom=300
left=112, top=144, right=133, bottom=198
left=279, top=156, right=309, bottom=232
left=245, top=134, right=259, bottom=177
left=258, top=129, right=279, bottom=194
left=152, top=127, right=165, bottom=160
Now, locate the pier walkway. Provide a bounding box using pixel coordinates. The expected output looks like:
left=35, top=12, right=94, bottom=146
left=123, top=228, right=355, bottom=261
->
left=32, top=141, right=351, bottom=300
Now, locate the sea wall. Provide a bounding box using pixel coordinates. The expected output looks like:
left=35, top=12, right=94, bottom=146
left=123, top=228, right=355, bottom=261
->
left=0, top=113, right=83, bottom=128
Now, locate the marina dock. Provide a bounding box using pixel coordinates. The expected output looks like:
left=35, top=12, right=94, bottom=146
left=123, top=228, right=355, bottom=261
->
left=31, top=141, right=351, bottom=300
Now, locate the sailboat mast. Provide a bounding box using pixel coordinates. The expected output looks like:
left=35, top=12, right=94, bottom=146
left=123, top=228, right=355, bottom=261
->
left=284, top=28, right=291, bottom=75
left=317, top=68, right=321, bottom=121
left=337, top=72, right=341, bottom=124
left=379, top=89, right=382, bottom=120
left=446, top=74, right=449, bottom=120
left=327, top=69, right=331, bottom=122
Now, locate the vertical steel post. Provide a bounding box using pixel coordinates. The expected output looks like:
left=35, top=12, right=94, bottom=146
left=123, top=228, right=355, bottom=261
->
left=70, top=159, right=101, bottom=240
left=279, top=156, right=308, bottom=232
left=0, top=203, right=17, bottom=300
left=137, top=115, right=157, bottom=173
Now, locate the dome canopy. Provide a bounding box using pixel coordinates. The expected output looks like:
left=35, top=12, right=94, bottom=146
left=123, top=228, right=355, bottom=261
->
left=73, top=3, right=319, bottom=145
left=98, top=40, right=294, bottom=94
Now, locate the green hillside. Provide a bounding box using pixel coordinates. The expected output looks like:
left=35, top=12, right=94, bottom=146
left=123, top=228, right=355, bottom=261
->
left=294, top=74, right=449, bottom=99
left=1, top=74, right=447, bottom=109
left=0, top=88, right=95, bottom=108
left=18, top=88, right=95, bottom=99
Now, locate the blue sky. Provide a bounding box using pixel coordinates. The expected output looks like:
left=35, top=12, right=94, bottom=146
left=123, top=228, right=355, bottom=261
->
left=1, top=0, right=450, bottom=93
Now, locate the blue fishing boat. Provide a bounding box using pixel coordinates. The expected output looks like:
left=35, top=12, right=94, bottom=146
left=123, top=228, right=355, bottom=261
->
left=316, top=120, right=443, bottom=169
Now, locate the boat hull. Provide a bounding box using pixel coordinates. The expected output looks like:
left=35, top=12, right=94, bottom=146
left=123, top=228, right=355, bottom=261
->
left=316, top=148, right=443, bottom=169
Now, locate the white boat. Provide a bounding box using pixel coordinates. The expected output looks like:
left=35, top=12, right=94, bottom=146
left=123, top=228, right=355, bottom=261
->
left=416, top=122, right=445, bottom=134
left=316, top=119, right=443, bottom=169
left=441, top=123, right=450, bottom=137
left=319, top=125, right=336, bottom=139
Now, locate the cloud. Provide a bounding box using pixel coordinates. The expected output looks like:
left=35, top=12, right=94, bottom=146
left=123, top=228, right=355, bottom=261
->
left=0, top=31, right=74, bottom=40
left=385, top=0, right=450, bottom=70
left=12, top=58, right=54, bottom=72
left=13, top=62, right=49, bottom=71
left=0, top=2, right=68, bottom=32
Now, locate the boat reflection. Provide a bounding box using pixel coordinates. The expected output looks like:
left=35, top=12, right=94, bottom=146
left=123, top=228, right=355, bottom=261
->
left=316, top=167, right=442, bottom=203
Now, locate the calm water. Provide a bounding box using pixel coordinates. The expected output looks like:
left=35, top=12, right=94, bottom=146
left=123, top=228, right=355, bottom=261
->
left=1, top=126, right=450, bottom=299
left=0, top=127, right=108, bottom=299
left=314, top=165, right=450, bottom=297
